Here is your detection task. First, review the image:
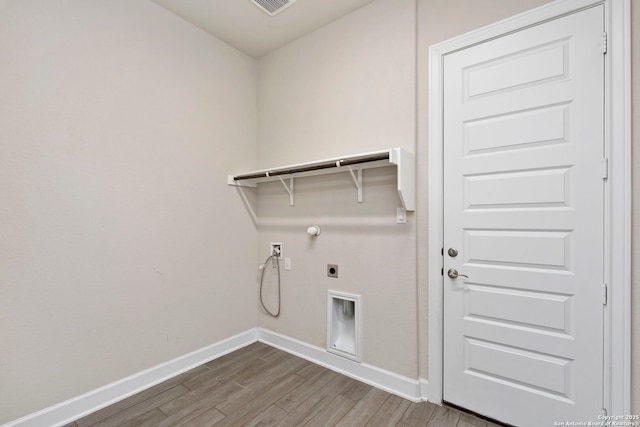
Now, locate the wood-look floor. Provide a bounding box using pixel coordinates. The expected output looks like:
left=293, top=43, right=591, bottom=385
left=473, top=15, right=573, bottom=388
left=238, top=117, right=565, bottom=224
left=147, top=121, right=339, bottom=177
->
left=65, top=342, right=504, bottom=427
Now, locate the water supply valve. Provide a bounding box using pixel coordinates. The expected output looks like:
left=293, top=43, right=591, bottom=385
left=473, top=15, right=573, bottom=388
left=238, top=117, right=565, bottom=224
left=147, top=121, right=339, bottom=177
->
left=307, top=225, right=321, bottom=236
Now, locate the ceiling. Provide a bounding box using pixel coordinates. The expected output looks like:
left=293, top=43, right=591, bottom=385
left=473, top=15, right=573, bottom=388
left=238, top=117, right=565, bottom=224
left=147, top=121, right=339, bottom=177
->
left=152, top=0, right=377, bottom=59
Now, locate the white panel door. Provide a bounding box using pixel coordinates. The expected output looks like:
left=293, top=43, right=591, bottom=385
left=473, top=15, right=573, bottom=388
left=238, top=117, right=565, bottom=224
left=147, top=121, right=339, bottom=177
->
left=443, top=6, right=605, bottom=426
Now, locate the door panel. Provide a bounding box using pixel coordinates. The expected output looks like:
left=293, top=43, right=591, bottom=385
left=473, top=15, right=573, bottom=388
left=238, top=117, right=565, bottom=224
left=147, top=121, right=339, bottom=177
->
left=443, top=6, right=604, bottom=426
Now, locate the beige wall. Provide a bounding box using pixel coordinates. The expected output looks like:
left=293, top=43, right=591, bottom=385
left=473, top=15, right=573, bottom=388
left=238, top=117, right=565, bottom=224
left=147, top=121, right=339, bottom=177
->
left=257, top=0, right=416, bottom=168
left=0, top=1, right=258, bottom=423
left=256, top=0, right=418, bottom=378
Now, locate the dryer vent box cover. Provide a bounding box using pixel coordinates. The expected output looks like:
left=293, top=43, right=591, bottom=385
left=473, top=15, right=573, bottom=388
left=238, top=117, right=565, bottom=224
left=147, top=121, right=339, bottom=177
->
left=251, top=0, right=296, bottom=16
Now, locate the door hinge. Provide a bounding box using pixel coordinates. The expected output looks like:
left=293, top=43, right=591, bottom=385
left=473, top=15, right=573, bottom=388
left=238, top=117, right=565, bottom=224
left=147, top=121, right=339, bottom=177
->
left=603, top=32, right=608, bottom=54
left=602, top=158, right=609, bottom=179
left=602, top=283, right=608, bottom=305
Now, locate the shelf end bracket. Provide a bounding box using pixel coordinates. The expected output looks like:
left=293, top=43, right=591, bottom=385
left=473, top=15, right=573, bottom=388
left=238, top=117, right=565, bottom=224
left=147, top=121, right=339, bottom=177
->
left=278, top=176, right=295, bottom=206
left=228, top=175, right=257, bottom=188
left=389, top=148, right=415, bottom=211
left=347, top=166, right=363, bottom=203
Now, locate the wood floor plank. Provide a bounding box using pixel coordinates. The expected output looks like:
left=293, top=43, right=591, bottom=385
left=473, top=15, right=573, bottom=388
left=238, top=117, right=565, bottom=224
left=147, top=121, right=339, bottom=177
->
left=400, top=401, right=437, bottom=427
left=275, top=369, right=339, bottom=412
left=88, top=385, right=188, bottom=427
left=302, top=394, right=357, bottom=427
left=334, top=387, right=391, bottom=427
left=212, top=374, right=307, bottom=426
left=183, top=351, right=298, bottom=411
left=204, top=342, right=268, bottom=369
left=234, top=351, right=307, bottom=388
left=75, top=367, right=209, bottom=427
left=341, top=380, right=372, bottom=401
left=205, top=343, right=271, bottom=371
left=296, top=362, right=326, bottom=379
left=257, top=346, right=287, bottom=362
left=118, top=408, right=166, bottom=427
left=457, top=411, right=488, bottom=427
left=215, top=357, right=308, bottom=415
left=243, top=404, right=289, bottom=427
left=158, top=379, right=242, bottom=417
left=185, top=344, right=272, bottom=391
left=459, top=420, right=487, bottom=427
left=366, top=394, right=411, bottom=427
left=154, top=396, right=226, bottom=427
left=278, top=373, right=356, bottom=427
left=176, top=407, right=226, bottom=427
left=184, top=356, right=267, bottom=391
left=426, top=405, right=461, bottom=427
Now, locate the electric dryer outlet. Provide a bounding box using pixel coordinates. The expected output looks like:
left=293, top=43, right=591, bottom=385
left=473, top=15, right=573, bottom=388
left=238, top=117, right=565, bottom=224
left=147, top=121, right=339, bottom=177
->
left=327, top=264, right=338, bottom=278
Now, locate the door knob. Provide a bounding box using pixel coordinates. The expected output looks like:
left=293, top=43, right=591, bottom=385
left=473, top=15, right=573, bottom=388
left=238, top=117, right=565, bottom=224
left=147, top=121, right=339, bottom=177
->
left=447, top=268, right=468, bottom=279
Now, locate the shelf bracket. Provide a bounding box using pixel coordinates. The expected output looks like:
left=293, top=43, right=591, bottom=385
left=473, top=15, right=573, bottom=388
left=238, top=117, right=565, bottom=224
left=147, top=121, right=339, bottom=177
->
left=278, top=176, right=295, bottom=206
left=347, top=166, right=363, bottom=203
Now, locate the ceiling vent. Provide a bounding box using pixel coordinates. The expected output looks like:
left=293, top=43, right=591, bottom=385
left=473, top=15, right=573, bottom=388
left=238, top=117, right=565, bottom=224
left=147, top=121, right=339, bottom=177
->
left=250, top=0, right=296, bottom=16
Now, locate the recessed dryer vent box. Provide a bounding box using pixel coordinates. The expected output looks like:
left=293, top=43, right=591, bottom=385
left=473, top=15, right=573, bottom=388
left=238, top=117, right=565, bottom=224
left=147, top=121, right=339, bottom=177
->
left=327, top=291, right=362, bottom=362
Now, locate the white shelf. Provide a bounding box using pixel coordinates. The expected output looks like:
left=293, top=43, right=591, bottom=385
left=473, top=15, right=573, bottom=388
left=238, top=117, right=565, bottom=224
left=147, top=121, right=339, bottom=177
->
left=228, top=147, right=415, bottom=211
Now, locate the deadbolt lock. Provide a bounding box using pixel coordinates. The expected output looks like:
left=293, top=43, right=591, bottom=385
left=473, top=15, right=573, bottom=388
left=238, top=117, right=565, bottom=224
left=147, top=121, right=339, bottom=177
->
left=447, top=248, right=458, bottom=257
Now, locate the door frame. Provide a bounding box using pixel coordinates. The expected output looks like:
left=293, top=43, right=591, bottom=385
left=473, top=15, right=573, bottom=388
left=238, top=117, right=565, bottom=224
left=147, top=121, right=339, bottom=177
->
left=427, top=0, right=631, bottom=416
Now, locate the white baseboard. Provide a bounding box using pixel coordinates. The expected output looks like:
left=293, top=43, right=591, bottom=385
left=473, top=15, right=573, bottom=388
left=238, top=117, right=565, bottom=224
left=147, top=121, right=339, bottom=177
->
left=257, top=327, right=424, bottom=402
left=2, top=328, right=258, bottom=427
left=419, top=377, right=430, bottom=402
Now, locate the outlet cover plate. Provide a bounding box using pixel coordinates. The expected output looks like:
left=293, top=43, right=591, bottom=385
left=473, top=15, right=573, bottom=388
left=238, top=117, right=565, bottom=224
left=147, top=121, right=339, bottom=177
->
left=397, top=208, right=407, bottom=224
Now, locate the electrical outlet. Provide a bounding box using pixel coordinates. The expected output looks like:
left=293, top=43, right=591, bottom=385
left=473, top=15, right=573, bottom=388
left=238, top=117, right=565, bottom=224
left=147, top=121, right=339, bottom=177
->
left=284, top=257, right=291, bottom=271
left=327, top=264, right=338, bottom=278
left=396, top=208, right=407, bottom=224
